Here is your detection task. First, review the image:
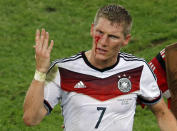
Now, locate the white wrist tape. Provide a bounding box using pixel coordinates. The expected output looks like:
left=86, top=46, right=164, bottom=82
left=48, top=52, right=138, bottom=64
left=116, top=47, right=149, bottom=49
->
left=34, top=70, right=46, bottom=82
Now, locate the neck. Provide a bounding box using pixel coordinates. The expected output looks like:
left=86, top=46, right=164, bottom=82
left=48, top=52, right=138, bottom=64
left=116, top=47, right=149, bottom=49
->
left=85, top=50, right=118, bottom=69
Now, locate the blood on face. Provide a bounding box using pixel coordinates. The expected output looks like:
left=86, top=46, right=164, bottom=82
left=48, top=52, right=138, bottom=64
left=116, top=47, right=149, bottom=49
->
left=94, top=35, right=101, bottom=54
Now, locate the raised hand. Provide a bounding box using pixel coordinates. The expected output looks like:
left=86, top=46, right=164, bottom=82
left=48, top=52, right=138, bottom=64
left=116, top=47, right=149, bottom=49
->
left=34, top=29, right=54, bottom=73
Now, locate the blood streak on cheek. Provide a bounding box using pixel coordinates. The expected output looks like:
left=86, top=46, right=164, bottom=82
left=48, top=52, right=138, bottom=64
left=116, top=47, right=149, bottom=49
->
left=94, top=35, right=101, bottom=54
left=95, top=35, right=101, bottom=44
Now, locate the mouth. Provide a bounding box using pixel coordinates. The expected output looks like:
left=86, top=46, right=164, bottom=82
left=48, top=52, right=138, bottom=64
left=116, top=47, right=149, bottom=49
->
left=96, top=48, right=107, bottom=54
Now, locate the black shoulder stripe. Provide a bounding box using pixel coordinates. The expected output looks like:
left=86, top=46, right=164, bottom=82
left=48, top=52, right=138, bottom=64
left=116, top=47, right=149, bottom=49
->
left=156, top=53, right=166, bottom=71
left=61, top=55, right=82, bottom=63
left=120, top=52, right=137, bottom=58
left=52, top=53, right=82, bottom=64
left=119, top=52, right=145, bottom=61
left=119, top=55, right=145, bottom=62
left=48, top=53, right=82, bottom=72
left=61, top=53, right=82, bottom=62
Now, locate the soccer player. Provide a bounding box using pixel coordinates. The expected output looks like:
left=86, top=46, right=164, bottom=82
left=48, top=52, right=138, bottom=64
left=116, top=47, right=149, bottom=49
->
left=148, top=48, right=170, bottom=107
left=23, top=4, right=177, bottom=131
left=149, top=42, right=177, bottom=119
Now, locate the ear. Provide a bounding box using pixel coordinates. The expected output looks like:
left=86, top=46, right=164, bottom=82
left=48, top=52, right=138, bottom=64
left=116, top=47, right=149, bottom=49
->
left=90, top=24, right=94, bottom=37
left=122, top=34, right=131, bottom=47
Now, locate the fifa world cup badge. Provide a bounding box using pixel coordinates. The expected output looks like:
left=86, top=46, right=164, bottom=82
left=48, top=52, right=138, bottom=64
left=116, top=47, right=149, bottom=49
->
left=118, top=78, right=132, bottom=93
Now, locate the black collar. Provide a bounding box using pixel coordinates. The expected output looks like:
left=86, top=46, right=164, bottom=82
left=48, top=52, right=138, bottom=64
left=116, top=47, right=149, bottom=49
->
left=81, top=51, right=119, bottom=72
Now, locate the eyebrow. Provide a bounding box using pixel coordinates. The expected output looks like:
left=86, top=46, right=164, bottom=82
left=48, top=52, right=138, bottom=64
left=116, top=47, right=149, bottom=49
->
left=96, top=29, right=120, bottom=39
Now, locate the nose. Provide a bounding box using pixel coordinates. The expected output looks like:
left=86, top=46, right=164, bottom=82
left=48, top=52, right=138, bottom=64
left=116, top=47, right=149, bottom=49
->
left=99, top=35, right=108, bottom=46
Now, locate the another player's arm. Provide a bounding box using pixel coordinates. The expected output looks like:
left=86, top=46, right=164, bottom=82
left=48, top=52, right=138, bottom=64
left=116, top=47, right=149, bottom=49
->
left=149, top=98, right=177, bottom=131
left=23, top=29, right=54, bottom=126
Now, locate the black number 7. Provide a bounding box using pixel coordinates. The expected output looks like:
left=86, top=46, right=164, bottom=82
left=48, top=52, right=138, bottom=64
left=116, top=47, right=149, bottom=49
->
left=95, top=107, right=106, bottom=129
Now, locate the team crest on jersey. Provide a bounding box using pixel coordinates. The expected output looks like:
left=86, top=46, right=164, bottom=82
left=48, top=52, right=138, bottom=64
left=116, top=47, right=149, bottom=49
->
left=118, top=78, right=132, bottom=93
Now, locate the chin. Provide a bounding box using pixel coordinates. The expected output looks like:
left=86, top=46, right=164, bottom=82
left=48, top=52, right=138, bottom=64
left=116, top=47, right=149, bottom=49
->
left=95, top=54, right=108, bottom=61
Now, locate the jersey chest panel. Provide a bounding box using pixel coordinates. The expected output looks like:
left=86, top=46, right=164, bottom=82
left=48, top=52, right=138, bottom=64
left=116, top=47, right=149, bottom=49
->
left=59, top=65, right=143, bottom=101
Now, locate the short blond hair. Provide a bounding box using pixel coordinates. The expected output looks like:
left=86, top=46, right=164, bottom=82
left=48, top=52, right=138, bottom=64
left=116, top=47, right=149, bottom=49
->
left=94, top=4, right=132, bottom=36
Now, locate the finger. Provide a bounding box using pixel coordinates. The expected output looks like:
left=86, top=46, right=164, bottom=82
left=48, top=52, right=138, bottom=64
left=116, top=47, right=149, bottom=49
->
left=43, top=32, right=49, bottom=50
left=35, top=29, right=40, bottom=46
left=40, top=28, right=46, bottom=47
left=48, top=40, right=54, bottom=53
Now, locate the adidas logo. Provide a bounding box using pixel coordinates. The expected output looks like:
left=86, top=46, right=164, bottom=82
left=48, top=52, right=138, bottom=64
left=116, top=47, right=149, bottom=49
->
left=74, top=81, right=86, bottom=88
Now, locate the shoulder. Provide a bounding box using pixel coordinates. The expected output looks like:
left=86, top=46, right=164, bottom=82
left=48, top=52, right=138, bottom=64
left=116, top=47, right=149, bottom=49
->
left=119, top=52, right=154, bottom=76
left=46, top=52, right=82, bottom=81
left=49, top=52, right=82, bottom=70
left=119, top=52, right=145, bottom=62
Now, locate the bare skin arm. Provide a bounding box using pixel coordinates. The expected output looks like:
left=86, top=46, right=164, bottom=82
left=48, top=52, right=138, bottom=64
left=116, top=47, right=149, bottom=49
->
left=149, top=98, right=177, bottom=131
left=23, top=29, right=54, bottom=126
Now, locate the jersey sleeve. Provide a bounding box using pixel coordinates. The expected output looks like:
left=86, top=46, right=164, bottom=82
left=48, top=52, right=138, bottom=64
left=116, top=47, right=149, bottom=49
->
left=138, top=62, right=162, bottom=105
left=148, top=49, right=170, bottom=99
left=44, top=64, right=62, bottom=114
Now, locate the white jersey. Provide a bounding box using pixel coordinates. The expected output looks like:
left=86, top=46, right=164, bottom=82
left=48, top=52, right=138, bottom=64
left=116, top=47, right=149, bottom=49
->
left=44, top=51, right=161, bottom=131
